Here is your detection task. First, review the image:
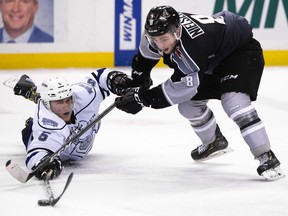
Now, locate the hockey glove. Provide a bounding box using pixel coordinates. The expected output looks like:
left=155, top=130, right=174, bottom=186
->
left=107, top=71, right=133, bottom=95
left=115, top=87, right=149, bottom=114
left=131, top=70, right=153, bottom=88
left=33, top=155, right=63, bottom=180
left=131, top=55, right=153, bottom=88
left=13, top=74, right=40, bottom=103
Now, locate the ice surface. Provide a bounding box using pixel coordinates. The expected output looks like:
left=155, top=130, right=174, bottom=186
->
left=0, top=67, right=287, bottom=216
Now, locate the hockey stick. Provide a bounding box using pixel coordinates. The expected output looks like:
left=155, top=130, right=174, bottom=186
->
left=6, top=102, right=116, bottom=183
left=3, top=75, right=20, bottom=89
left=38, top=172, right=74, bottom=206
left=3, top=75, right=40, bottom=103
left=49, top=172, right=73, bottom=206
left=40, top=170, right=55, bottom=205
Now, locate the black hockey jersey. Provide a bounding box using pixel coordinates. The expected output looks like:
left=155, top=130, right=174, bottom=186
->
left=133, top=11, right=253, bottom=109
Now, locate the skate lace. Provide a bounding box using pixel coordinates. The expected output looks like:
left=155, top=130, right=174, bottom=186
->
left=198, top=144, right=208, bottom=154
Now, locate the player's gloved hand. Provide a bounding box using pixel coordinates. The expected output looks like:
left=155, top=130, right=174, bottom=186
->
left=115, top=87, right=150, bottom=114
left=13, top=74, right=40, bottom=103
left=107, top=71, right=133, bottom=95
left=131, top=55, right=153, bottom=88
left=131, top=70, right=153, bottom=88
left=33, top=155, right=63, bottom=180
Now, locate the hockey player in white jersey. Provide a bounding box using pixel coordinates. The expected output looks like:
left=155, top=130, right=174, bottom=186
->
left=13, top=68, right=132, bottom=180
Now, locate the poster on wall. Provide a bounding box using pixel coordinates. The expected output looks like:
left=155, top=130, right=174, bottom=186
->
left=0, top=0, right=54, bottom=43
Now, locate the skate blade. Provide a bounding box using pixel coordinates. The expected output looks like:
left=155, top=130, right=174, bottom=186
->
left=194, top=147, right=234, bottom=162
left=261, top=166, right=285, bottom=181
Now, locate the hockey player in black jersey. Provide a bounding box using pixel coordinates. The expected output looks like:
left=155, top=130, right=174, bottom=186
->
left=115, top=5, right=284, bottom=181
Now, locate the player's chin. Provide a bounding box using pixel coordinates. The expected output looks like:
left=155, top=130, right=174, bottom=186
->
left=61, top=112, right=72, bottom=122
left=162, top=48, right=172, bottom=54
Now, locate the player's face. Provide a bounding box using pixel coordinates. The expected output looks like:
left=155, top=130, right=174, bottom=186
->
left=0, top=0, right=38, bottom=38
left=50, top=97, right=74, bottom=123
left=149, top=32, right=178, bottom=54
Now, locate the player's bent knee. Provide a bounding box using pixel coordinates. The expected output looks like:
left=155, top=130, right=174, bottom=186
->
left=221, top=92, right=260, bottom=129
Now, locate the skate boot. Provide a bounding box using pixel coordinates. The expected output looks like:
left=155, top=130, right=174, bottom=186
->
left=191, top=125, right=229, bottom=161
left=257, top=150, right=284, bottom=181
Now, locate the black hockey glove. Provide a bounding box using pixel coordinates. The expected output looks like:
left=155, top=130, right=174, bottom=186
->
left=13, top=74, right=40, bottom=103
left=107, top=71, right=133, bottom=95
left=131, top=55, right=153, bottom=88
left=131, top=70, right=153, bottom=88
left=33, top=155, right=63, bottom=180
left=115, top=87, right=149, bottom=114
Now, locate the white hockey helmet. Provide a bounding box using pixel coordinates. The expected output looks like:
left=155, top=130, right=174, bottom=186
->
left=40, top=77, right=73, bottom=110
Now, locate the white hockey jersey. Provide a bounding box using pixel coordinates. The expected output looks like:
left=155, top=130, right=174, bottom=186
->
left=25, top=69, right=111, bottom=171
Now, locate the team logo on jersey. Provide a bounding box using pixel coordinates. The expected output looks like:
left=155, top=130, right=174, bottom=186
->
left=179, top=13, right=204, bottom=39
left=42, top=118, right=58, bottom=127
left=79, top=132, right=94, bottom=151
left=70, top=120, right=96, bottom=152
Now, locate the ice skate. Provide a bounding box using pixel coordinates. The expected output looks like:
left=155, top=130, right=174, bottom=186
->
left=191, top=125, right=232, bottom=162
left=257, top=150, right=284, bottom=181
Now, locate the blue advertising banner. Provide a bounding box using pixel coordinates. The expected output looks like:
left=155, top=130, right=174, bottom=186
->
left=114, top=0, right=141, bottom=66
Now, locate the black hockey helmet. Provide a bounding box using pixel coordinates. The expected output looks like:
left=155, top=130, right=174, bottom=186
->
left=145, top=5, right=180, bottom=37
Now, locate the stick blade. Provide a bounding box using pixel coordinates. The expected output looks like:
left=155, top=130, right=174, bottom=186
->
left=51, top=172, right=74, bottom=206
left=6, top=160, right=30, bottom=183
left=3, top=75, right=20, bottom=89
